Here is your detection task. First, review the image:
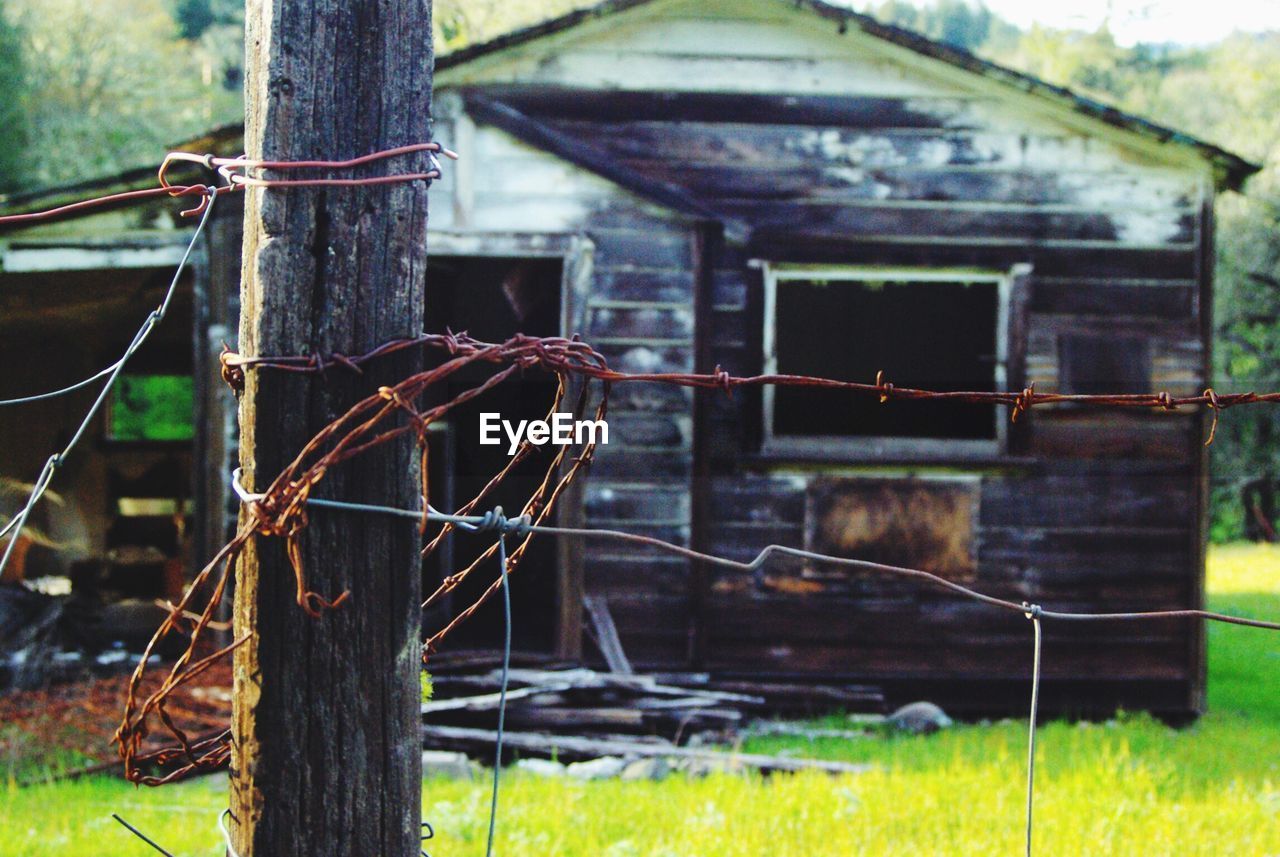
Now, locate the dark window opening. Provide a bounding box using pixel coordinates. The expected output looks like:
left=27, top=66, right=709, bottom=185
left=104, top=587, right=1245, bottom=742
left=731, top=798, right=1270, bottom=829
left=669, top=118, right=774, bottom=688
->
left=771, top=277, right=999, bottom=441
left=421, top=256, right=564, bottom=652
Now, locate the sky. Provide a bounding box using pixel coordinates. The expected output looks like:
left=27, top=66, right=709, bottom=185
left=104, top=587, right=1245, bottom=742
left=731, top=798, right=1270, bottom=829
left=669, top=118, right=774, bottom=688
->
left=975, top=0, right=1280, bottom=46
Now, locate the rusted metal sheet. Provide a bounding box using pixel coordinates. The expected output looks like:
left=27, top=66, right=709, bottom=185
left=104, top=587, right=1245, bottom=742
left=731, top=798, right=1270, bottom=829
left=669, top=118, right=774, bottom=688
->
left=805, top=477, right=980, bottom=583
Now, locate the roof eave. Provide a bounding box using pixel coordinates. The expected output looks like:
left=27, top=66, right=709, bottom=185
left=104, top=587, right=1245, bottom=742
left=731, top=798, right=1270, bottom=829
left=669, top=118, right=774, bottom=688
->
left=437, top=0, right=1261, bottom=191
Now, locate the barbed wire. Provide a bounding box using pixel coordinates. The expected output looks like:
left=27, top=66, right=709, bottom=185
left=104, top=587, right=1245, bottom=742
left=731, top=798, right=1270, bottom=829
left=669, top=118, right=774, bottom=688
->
left=115, top=336, right=608, bottom=786
left=219, top=330, right=1280, bottom=447
left=6, top=143, right=1273, bottom=855
left=113, top=329, right=1280, bottom=835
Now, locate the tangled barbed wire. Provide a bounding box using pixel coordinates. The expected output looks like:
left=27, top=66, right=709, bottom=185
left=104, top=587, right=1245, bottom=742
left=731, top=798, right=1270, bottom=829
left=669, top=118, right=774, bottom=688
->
left=115, top=328, right=1280, bottom=788
left=8, top=143, right=1278, bottom=855
left=114, top=334, right=610, bottom=784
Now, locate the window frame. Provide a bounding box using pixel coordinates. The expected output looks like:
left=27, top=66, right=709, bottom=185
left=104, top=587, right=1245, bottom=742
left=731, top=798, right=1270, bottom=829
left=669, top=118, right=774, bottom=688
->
left=760, top=262, right=1018, bottom=462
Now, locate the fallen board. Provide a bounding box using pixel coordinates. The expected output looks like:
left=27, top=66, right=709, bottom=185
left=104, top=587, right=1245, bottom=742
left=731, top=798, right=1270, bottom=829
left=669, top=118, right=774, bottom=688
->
left=421, top=724, right=871, bottom=774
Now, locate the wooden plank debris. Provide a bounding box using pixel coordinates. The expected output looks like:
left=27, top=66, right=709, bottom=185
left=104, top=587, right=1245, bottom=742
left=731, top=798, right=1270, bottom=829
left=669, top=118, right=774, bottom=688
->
left=420, top=681, right=574, bottom=714
left=420, top=725, right=871, bottom=775
left=496, top=667, right=766, bottom=704
left=583, top=594, right=634, bottom=674
left=420, top=666, right=886, bottom=770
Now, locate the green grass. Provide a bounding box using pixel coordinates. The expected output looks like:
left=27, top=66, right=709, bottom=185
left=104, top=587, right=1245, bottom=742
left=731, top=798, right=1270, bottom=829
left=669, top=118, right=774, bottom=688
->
left=4, top=546, right=1279, bottom=855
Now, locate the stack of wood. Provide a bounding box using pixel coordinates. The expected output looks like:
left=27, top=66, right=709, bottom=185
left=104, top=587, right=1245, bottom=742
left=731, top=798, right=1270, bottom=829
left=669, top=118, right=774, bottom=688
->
left=421, top=661, right=884, bottom=773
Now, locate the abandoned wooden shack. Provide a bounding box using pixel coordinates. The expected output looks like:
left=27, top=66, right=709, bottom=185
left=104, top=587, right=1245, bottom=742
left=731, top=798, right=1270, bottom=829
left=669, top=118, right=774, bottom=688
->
left=0, top=0, right=1260, bottom=715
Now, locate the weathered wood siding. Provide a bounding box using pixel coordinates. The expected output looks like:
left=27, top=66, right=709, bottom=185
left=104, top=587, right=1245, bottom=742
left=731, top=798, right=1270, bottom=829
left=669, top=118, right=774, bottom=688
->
left=432, top=95, right=701, bottom=666
left=437, top=0, right=1215, bottom=711
left=1, top=0, right=1222, bottom=712
left=685, top=105, right=1210, bottom=710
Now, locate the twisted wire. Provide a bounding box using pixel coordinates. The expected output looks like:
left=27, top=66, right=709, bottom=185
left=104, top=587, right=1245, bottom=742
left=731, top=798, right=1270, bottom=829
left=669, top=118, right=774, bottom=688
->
left=0, top=142, right=457, bottom=227
left=220, top=330, right=1280, bottom=443
left=485, top=531, right=512, bottom=857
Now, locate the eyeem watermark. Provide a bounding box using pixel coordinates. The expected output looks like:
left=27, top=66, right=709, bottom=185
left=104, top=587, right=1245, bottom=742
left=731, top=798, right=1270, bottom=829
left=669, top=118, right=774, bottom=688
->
left=480, top=413, right=609, bottom=455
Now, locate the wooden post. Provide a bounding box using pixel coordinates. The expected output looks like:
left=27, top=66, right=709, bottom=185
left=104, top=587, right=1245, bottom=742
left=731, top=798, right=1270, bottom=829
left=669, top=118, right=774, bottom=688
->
left=231, top=1, right=432, bottom=854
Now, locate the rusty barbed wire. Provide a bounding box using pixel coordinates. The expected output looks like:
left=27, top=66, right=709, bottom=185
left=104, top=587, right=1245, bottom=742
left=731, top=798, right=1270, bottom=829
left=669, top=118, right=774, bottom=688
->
left=115, top=335, right=609, bottom=784
left=119, top=330, right=1280, bottom=788
left=219, top=331, right=1278, bottom=446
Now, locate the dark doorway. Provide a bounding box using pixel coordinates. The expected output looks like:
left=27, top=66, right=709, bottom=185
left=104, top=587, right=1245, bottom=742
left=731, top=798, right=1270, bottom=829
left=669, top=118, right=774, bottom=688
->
left=422, top=256, right=564, bottom=652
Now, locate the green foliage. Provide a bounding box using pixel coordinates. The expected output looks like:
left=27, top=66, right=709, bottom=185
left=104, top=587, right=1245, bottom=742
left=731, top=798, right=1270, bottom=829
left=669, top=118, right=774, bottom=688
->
left=172, top=0, right=215, bottom=40
left=867, top=0, right=1020, bottom=53
left=0, top=1, right=28, bottom=194
left=421, top=670, right=434, bottom=704
left=5, top=0, right=241, bottom=188
left=109, top=375, right=195, bottom=442
left=433, top=0, right=588, bottom=52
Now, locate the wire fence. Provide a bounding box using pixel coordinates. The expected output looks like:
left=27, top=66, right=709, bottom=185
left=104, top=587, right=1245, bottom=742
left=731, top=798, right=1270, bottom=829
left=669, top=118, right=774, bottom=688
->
left=143, top=328, right=1280, bottom=856
left=0, top=193, right=217, bottom=578
left=3, top=146, right=1279, bottom=857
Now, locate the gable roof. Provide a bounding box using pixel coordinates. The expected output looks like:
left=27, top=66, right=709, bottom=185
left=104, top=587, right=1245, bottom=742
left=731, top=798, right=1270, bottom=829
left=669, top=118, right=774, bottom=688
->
left=0, top=0, right=1260, bottom=222
left=438, top=0, right=1260, bottom=191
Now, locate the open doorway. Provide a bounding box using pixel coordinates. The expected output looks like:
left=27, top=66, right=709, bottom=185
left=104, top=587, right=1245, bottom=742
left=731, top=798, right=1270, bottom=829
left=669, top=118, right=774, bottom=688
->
left=422, top=256, right=564, bottom=653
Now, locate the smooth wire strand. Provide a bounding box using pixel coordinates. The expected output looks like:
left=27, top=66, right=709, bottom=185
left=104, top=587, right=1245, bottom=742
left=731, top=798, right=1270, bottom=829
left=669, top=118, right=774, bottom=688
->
left=112, top=813, right=176, bottom=857
left=0, top=141, right=458, bottom=228
left=0, top=360, right=121, bottom=406
left=1024, top=605, right=1042, bottom=857
left=486, top=530, right=511, bottom=857
left=227, top=469, right=1280, bottom=632
left=218, top=808, right=241, bottom=857
left=0, top=192, right=216, bottom=576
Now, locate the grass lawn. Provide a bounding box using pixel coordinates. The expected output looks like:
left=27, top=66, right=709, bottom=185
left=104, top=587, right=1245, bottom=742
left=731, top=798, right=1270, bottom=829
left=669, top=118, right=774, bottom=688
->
left=3, top=545, right=1278, bottom=855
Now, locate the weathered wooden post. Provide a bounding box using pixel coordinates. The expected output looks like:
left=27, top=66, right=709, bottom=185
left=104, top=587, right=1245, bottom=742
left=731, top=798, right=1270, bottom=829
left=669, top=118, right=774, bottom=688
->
left=231, top=1, right=433, bottom=854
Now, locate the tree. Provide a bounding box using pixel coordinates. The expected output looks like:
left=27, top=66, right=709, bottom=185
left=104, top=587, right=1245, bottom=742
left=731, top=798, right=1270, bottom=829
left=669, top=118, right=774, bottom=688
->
left=0, top=1, right=29, bottom=194
left=7, top=0, right=232, bottom=187
left=172, top=0, right=215, bottom=40
left=433, top=0, right=584, bottom=51
left=868, top=0, right=1019, bottom=53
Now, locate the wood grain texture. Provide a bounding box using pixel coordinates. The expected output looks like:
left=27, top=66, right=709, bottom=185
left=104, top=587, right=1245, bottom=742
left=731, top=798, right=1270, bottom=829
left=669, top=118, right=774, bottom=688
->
left=232, top=1, right=431, bottom=854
